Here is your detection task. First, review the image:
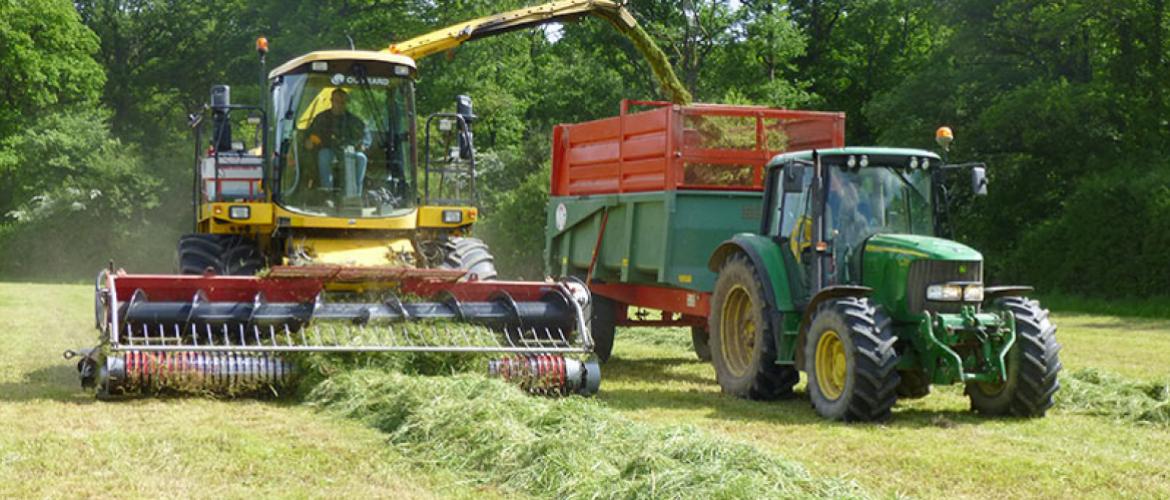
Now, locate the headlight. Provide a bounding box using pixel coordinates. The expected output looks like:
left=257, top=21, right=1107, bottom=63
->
left=927, top=283, right=983, bottom=302
left=228, top=205, right=251, bottom=220
left=442, top=209, right=463, bottom=224
left=926, top=284, right=963, bottom=301
left=963, top=284, right=984, bottom=302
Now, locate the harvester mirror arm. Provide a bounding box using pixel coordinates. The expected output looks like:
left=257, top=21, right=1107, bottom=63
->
left=385, top=0, right=692, bottom=105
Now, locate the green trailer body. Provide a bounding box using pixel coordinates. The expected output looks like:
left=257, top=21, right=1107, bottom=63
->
left=547, top=190, right=764, bottom=292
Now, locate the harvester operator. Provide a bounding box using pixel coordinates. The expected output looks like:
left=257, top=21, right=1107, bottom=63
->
left=305, top=88, right=370, bottom=192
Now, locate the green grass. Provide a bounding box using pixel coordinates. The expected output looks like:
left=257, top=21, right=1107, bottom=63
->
left=0, top=283, right=500, bottom=499
left=599, top=312, right=1170, bottom=499
left=7, top=283, right=1170, bottom=499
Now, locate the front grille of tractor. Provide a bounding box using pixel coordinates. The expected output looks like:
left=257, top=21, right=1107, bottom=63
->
left=907, top=260, right=982, bottom=314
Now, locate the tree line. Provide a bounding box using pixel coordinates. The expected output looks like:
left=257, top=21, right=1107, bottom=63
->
left=1, top=0, right=1166, bottom=299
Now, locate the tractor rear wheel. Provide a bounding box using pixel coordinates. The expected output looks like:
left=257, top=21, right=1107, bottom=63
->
left=804, top=297, right=900, bottom=421
left=691, top=326, right=712, bottom=361
left=708, top=254, right=799, bottom=400
left=440, top=237, right=498, bottom=280
left=966, top=297, right=1062, bottom=417
left=178, top=234, right=264, bottom=276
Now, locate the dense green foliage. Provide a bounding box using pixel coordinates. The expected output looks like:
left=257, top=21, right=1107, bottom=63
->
left=0, top=0, right=1165, bottom=301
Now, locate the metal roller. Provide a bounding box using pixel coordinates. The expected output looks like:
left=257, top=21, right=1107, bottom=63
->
left=487, top=354, right=601, bottom=396
left=68, top=348, right=293, bottom=396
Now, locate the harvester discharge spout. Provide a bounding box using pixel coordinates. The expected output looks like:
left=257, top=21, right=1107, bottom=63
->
left=73, top=267, right=600, bottom=398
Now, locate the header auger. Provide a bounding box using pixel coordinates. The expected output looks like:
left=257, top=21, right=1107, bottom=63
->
left=69, top=266, right=599, bottom=397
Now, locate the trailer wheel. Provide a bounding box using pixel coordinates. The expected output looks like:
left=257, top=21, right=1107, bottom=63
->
left=966, top=297, right=1062, bottom=417
left=441, top=237, right=498, bottom=280
left=804, top=297, right=900, bottom=421
left=709, top=254, right=799, bottom=400
left=589, top=295, right=617, bottom=363
left=691, top=326, right=712, bottom=361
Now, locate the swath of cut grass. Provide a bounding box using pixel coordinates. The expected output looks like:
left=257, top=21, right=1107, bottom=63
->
left=307, top=369, right=866, bottom=499
left=1058, top=368, right=1170, bottom=425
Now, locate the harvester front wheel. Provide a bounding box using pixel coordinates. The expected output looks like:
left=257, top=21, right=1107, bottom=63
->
left=709, top=254, right=799, bottom=400
left=966, top=297, right=1062, bottom=417
left=441, top=237, right=498, bottom=280
left=178, top=234, right=263, bottom=276
left=804, top=298, right=900, bottom=421
left=589, top=295, right=617, bottom=363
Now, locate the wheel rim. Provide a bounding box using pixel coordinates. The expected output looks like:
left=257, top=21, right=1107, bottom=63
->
left=719, top=285, right=756, bottom=377
left=815, top=329, right=848, bottom=400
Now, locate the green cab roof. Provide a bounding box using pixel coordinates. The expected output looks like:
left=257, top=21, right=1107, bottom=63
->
left=766, top=147, right=941, bottom=169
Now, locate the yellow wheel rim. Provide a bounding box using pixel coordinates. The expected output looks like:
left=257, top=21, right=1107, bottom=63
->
left=815, top=330, right=848, bottom=400
left=719, top=285, right=756, bottom=377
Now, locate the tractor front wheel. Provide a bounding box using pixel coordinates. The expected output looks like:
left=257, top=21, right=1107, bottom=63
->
left=804, top=297, right=900, bottom=421
left=966, top=297, right=1062, bottom=417
left=708, top=254, right=799, bottom=400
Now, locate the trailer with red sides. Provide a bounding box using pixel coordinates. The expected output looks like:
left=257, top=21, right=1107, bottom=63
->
left=545, top=100, right=845, bottom=360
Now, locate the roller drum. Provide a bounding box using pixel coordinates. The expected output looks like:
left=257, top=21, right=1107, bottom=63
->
left=99, top=351, right=293, bottom=396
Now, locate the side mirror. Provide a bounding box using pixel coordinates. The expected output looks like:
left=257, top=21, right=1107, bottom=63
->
left=782, top=164, right=806, bottom=193
left=455, top=95, right=475, bottom=160
left=971, top=166, right=988, bottom=196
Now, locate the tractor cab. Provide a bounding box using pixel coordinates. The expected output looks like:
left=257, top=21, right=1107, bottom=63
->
left=268, top=51, right=418, bottom=217
left=765, top=147, right=986, bottom=319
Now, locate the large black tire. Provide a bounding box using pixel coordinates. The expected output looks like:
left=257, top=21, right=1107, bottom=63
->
left=440, top=237, right=498, bottom=280
left=178, top=234, right=264, bottom=276
left=708, top=254, right=800, bottom=400
left=804, top=297, right=900, bottom=421
left=589, top=295, right=618, bottom=363
left=966, top=297, right=1062, bottom=417
left=691, top=326, right=712, bottom=361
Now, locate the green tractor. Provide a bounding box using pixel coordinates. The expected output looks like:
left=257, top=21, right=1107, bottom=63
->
left=706, top=142, right=1062, bottom=421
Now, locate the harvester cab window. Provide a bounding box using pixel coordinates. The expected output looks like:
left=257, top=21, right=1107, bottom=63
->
left=273, top=64, right=416, bottom=218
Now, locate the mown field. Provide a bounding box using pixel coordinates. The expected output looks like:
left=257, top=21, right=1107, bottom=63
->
left=2, top=283, right=1168, bottom=498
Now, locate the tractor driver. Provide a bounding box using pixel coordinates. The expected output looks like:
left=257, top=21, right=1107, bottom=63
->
left=827, top=170, right=877, bottom=250
left=305, top=88, right=370, bottom=192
